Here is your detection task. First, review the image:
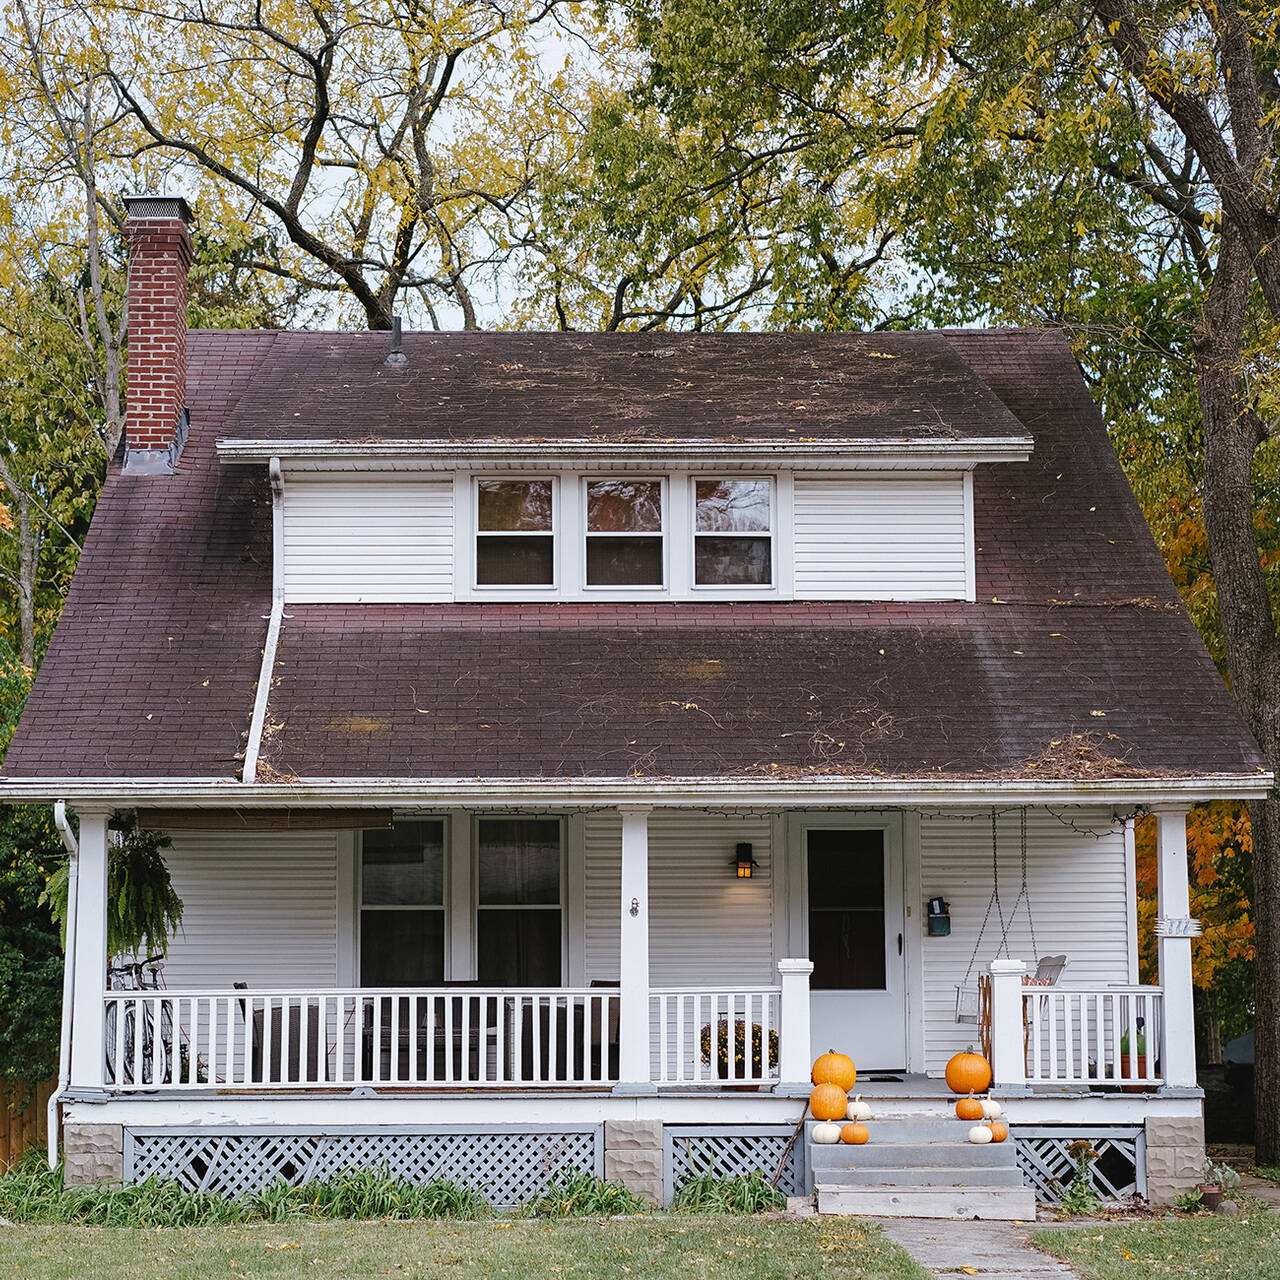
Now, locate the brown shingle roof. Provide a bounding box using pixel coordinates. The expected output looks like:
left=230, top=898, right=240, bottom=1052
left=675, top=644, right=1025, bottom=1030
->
left=2, top=327, right=1264, bottom=783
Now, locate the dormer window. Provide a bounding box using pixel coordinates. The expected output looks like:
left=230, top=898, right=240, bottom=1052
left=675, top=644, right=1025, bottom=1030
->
left=476, top=479, right=555, bottom=586
left=694, top=478, right=773, bottom=586
left=585, top=479, right=664, bottom=587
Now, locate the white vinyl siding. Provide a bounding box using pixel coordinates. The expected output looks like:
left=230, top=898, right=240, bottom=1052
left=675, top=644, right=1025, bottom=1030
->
left=282, top=473, right=453, bottom=603
left=159, top=832, right=341, bottom=989
left=792, top=475, right=970, bottom=600
left=918, top=808, right=1131, bottom=1075
left=583, top=811, right=775, bottom=988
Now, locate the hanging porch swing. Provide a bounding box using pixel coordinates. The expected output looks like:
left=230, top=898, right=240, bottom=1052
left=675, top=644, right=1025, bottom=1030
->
left=954, top=807, right=1067, bottom=1025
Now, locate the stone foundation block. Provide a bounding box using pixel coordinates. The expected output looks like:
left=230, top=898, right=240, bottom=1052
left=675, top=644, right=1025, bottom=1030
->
left=604, top=1119, right=663, bottom=1205
left=1144, top=1114, right=1206, bottom=1204
left=63, top=1122, right=123, bottom=1186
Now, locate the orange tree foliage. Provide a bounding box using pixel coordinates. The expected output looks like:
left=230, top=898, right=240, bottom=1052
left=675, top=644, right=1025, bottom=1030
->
left=1134, top=802, right=1254, bottom=1046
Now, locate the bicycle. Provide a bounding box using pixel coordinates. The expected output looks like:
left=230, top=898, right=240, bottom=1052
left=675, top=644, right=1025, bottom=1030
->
left=104, top=954, right=174, bottom=1085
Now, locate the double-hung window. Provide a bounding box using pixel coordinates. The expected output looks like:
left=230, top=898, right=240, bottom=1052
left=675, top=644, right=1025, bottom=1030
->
left=360, top=820, right=446, bottom=986
left=475, top=479, right=555, bottom=586
left=585, top=479, right=664, bottom=587
left=476, top=818, right=563, bottom=987
left=694, top=478, right=773, bottom=586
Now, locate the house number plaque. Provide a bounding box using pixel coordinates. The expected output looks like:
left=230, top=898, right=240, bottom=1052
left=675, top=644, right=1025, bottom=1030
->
left=1154, top=916, right=1203, bottom=938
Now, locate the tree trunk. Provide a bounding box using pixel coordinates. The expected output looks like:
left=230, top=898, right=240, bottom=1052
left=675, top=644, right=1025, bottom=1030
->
left=1194, top=226, right=1280, bottom=1161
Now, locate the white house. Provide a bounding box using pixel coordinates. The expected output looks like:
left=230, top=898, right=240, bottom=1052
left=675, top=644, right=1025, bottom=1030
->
left=0, top=196, right=1267, bottom=1216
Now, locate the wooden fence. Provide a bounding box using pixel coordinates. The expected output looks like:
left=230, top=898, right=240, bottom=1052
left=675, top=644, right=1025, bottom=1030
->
left=1, top=1079, right=57, bottom=1170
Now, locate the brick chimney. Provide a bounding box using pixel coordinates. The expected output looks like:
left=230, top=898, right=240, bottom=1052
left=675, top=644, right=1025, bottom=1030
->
left=123, top=194, right=194, bottom=473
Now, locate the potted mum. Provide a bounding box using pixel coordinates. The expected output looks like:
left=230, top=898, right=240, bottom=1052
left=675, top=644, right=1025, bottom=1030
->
left=700, top=1019, right=780, bottom=1087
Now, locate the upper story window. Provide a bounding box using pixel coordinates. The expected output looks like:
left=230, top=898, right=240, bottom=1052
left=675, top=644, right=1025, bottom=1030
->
left=585, top=479, right=664, bottom=587
left=476, top=479, right=554, bottom=587
left=694, top=478, right=773, bottom=586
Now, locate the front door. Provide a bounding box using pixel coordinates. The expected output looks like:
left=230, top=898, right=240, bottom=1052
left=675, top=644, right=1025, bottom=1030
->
left=806, top=826, right=907, bottom=1072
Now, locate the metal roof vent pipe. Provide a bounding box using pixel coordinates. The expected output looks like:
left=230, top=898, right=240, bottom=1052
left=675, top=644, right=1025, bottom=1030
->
left=386, top=315, right=407, bottom=366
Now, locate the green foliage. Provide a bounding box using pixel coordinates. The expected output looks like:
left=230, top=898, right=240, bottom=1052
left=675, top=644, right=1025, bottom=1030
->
left=1057, top=1140, right=1102, bottom=1217
left=43, top=811, right=183, bottom=960
left=1173, top=1187, right=1205, bottom=1212
left=0, top=1151, right=488, bottom=1225
left=672, top=1168, right=785, bottom=1215
left=1202, top=1160, right=1242, bottom=1192
left=529, top=1169, right=648, bottom=1217
left=0, top=800, right=64, bottom=1095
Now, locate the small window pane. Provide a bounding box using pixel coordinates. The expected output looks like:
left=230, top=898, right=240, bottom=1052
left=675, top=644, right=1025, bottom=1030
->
left=360, top=910, right=444, bottom=986
left=477, top=909, right=562, bottom=986
left=809, top=910, right=887, bottom=990
left=586, top=536, right=664, bottom=586
left=587, top=480, right=662, bottom=532
left=695, top=479, right=770, bottom=532
left=695, top=536, right=772, bottom=585
left=477, top=480, right=553, bottom=531
left=806, top=830, right=884, bottom=908
left=362, top=821, right=445, bottom=905
left=477, top=819, right=561, bottom=904
left=476, top=535, right=555, bottom=585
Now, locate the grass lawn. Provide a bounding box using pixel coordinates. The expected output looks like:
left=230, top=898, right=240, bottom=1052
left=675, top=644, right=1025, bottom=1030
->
left=0, top=1216, right=929, bottom=1280
left=1033, top=1214, right=1280, bottom=1279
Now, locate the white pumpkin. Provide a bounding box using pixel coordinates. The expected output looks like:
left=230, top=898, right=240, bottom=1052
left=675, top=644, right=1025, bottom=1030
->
left=846, top=1094, right=874, bottom=1122
left=812, top=1121, right=843, bottom=1144
left=968, top=1124, right=994, bottom=1145
left=981, top=1099, right=1003, bottom=1121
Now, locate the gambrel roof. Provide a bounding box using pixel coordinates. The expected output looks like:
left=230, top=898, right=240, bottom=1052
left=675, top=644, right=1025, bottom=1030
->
left=2, top=327, right=1265, bottom=787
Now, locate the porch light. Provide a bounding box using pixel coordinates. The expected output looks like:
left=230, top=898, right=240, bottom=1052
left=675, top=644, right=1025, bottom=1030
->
left=733, top=842, right=757, bottom=878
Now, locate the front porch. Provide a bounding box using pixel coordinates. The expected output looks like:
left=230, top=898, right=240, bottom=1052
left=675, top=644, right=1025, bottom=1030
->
left=58, top=800, right=1206, bottom=1204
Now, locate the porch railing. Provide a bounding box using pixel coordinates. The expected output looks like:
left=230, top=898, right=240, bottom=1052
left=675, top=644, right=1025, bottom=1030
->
left=1023, top=985, right=1164, bottom=1089
left=102, top=988, right=621, bottom=1090
left=649, top=988, right=781, bottom=1086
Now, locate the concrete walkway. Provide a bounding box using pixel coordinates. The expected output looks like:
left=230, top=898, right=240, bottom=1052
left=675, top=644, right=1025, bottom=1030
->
left=874, top=1217, right=1079, bottom=1280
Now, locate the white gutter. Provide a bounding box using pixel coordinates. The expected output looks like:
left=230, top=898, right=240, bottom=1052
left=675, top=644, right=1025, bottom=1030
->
left=215, top=437, right=1034, bottom=468
left=242, top=457, right=285, bottom=782
left=48, top=801, right=78, bottom=1169
left=0, top=773, right=1270, bottom=808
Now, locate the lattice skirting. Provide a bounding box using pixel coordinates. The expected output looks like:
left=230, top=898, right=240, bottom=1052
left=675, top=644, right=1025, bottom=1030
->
left=663, top=1125, right=805, bottom=1207
left=1013, top=1127, right=1145, bottom=1205
left=123, top=1126, right=602, bottom=1206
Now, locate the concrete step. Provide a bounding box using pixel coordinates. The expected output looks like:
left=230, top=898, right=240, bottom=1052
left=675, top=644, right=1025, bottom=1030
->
left=809, top=1140, right=1016, bottom=1170
left=808, top=1118, right=997, bottom=1144
left=816, top=1164, right=1028, bottom=1189
left=815, top=1183, right=1037, bottom=1220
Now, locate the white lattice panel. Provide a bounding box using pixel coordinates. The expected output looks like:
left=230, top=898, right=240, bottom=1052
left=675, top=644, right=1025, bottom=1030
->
left=1013, top=1128, right=1142, bottom=1205
left=125, top=1128, right=600, bottom=1206
left=664, top=1126, right=803, bottom=1205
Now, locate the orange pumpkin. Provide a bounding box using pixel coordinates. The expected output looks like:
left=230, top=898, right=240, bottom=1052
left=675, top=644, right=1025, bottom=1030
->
left=955, top=1092, right=984, bottom=1121
left=809, top=1082, right=848, bottom=1121
left=841, top=1122, right=870, bottom=1145
left=811, top=1050, right=857, bottom=1092
left=945, top=1048, right=992, bottom=1095
left=988, top=1121, right=1009, bottom=1143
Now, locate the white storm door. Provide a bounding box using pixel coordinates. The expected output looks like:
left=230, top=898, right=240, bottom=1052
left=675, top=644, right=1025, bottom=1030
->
left=805, top=825, right=907, bottom=1072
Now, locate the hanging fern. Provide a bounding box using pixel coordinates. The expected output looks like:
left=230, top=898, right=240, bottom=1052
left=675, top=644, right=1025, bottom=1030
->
left=43, top=811, right=184, bottom=960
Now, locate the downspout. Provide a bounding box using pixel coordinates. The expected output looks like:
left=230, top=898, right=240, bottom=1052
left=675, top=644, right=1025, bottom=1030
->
left=243, top=457, right=284, bottom=782
left=48, top=800, right=78, bottom=1168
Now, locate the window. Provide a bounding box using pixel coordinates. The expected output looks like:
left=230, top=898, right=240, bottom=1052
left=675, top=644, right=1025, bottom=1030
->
left=476, top=479, right=554, bottom=586
left=585, top=479, right=664, bottom=587
left=360, top=820, right=446, bottom=986
left=694, top=478, right=772, bottom=586
left=807, top=829, right=887, bottom=991
left=476, top=818, right=562, bottom=986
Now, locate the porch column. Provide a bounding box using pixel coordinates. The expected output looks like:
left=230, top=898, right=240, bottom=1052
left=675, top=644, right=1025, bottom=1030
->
left=68, top=810, right=109, bottom=1095
left=989, top=959, right=1027, bottom=1091
left=1154, top=806, right=1197, bottom=1089
left=774, top=958, right=813, bottom=1096
left=616, top=806, right=655, bottom=1093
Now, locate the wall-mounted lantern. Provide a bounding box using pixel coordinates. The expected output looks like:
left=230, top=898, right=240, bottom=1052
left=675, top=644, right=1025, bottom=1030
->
left=732, top=842, right=758, bottom=879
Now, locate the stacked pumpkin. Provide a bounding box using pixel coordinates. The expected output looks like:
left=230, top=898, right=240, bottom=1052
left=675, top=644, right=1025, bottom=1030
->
left=808, top=1050, right=873, bottom=1145
left=945, top=1048, right=1007, bottom=1143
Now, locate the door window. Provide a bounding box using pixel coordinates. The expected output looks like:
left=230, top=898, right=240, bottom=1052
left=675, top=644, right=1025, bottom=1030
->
left=807, top=829, right=887, bottom=990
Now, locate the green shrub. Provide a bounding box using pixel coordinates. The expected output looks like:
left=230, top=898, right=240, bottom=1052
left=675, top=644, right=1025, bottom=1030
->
left=530, top=1169, right=648, bottom=1217
left=672, top=1168, right=784, bottom=1214
left=1173, top=1188, right=1205, bottom=1213
left=0, top=1151, right=487, bottom=1225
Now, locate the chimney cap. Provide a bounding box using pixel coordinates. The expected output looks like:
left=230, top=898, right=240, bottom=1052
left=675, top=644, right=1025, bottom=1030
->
left=123, top=193, right=194, bottom=224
